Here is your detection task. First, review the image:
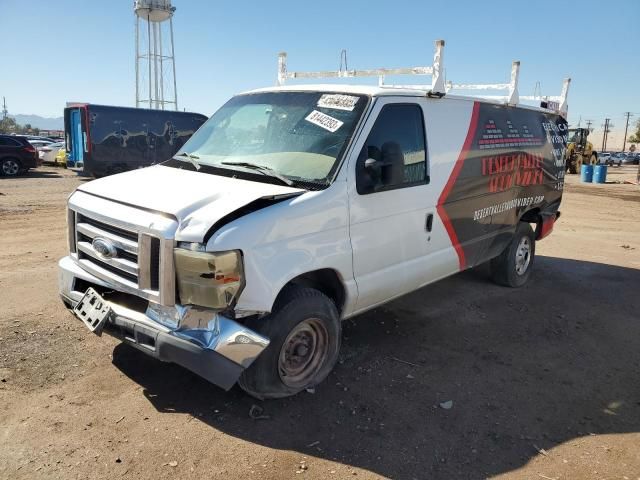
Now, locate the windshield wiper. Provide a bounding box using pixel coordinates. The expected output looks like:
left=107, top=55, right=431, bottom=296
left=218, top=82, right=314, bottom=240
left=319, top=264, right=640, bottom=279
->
left=220, top=161, right=295, bottom=187
left=175, top=152, right=201, bottom=170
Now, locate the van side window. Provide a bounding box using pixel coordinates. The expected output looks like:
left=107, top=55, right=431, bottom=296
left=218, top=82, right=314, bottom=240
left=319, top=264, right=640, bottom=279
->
left=357, top=104, right=427, bottom=194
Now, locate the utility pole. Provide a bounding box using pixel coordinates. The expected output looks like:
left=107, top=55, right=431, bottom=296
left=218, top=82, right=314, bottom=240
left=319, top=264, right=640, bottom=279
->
left=585, top=119, right=593, bottom=131
left=1, top=97, right=7, bottom=121
left=602, top=118, right=611, bottom=152
left=622, top=112, right=633, bottom=152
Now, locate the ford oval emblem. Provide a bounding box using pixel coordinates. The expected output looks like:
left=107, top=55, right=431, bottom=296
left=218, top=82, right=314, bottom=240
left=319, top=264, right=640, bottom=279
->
left=92, top=237, right=118, bottom=259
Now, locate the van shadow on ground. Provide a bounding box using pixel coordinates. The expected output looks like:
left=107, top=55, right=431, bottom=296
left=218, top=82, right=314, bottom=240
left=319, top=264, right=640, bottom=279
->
left=112, top=256, right=640, bottom=479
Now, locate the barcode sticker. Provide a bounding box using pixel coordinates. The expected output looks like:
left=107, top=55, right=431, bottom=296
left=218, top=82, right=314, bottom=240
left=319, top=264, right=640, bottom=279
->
left=305, top=110, right=344, bottom=133
left=317, top=94, right=359, bottom=111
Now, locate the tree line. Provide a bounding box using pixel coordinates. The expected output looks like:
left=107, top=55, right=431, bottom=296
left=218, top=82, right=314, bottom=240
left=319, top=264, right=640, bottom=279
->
left=0, top=117, right=41, bottom=135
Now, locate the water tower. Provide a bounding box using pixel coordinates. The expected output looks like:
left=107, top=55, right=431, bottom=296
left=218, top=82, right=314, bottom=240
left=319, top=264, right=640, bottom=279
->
left=134, top=0, right=178, bottom=110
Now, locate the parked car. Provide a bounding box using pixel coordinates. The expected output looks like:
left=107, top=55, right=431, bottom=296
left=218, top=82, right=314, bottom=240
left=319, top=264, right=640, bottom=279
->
left=0, top=134, right=41, bottom=176
left=39, top=141, right=65, bottom=164
left=609, top=153, right=626, bottom=166
left=622, top=152, right=640, bottom=165
left=598, top=152, right=611, bottom=165
left=54, top=146, right=68, bottom=166
left=12, top=135, right=57, bottom=145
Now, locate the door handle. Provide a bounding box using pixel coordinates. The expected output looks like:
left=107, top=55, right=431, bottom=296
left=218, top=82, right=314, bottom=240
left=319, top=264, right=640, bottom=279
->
left=425, top=213, right=434, bottom=233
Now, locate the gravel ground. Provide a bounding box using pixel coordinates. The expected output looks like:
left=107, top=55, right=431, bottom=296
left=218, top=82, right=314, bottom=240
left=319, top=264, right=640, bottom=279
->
left=1, top=165, right=639, bottom=480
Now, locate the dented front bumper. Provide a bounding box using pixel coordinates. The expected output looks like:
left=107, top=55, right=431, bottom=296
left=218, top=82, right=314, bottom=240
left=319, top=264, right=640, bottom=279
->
left=58, top=256, right=269, bottom=390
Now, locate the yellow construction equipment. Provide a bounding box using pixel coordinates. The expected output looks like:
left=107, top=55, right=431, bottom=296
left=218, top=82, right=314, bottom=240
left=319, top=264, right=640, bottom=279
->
left=566, top=128, right=597, bottom=173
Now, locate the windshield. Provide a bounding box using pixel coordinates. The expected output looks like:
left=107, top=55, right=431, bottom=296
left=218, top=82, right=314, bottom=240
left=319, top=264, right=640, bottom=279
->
left=175, top=91, right=368, bottom=187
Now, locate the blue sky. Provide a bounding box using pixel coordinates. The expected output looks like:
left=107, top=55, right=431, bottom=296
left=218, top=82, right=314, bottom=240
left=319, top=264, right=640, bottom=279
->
left=2, top=0, right=639, bottom=134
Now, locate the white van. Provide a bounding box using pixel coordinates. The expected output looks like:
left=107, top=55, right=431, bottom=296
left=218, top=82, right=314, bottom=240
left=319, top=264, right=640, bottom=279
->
left=59, top=42, right=569, bottom=398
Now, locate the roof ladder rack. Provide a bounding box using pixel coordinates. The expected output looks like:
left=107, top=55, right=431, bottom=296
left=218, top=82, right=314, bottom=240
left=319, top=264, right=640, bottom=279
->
left=277, top=40, right=448, bottom=95
left=276, top=40, right=571, bottom=117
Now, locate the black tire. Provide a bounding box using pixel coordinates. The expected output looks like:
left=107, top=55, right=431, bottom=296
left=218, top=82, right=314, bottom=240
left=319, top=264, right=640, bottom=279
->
left=238, top=286, right=341, bottom=399
left=490, top=222, right=536, bottom=288
left=1, top=158, right=22, bottom=177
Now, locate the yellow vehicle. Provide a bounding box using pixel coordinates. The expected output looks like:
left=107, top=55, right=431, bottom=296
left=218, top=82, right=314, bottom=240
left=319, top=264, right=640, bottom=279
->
left=54, top=147, right=68, bottom=167
left=566, top=128, right=597, bottom=173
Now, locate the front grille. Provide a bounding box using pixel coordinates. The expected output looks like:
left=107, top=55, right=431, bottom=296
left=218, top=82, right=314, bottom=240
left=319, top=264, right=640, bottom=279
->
left=74, top=212, right=161, bottom=292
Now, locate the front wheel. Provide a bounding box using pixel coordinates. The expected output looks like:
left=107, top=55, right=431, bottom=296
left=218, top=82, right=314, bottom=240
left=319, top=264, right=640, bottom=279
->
left=490, top=222, right=536, bottom=288
left=238, top=287, right=341, bottom=399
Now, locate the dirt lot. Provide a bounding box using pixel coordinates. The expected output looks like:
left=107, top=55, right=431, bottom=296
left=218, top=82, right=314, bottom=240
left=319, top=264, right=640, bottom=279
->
left=1, top=166, right=639, bottom=480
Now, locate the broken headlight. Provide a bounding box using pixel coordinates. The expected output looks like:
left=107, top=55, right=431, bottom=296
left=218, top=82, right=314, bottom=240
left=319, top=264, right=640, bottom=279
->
left=174, top=248, right=245, bottom=310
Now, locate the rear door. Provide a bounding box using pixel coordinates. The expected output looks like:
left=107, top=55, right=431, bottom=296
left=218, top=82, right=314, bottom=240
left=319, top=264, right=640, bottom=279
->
left=347, top=99, right=434, bottom=312
left=68, top=108, right=85, bottom=166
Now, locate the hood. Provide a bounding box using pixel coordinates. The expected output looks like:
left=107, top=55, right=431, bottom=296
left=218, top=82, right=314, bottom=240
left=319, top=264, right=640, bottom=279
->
left=77, top=165, right=304, bottom=242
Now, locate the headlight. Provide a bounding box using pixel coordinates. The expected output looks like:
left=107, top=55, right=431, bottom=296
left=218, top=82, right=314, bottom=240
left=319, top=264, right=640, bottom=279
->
left=174, top=248, right=245, bottom=310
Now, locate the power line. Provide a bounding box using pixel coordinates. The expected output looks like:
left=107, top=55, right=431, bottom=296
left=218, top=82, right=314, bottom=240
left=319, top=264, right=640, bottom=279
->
left=622, top=112, right=634, bottom=152
left=602, top=118, right=612, bottom=151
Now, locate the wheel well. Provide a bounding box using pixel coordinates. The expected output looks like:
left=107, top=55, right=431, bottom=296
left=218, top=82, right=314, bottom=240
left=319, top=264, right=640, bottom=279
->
left=520, top=208, right=541, bottom=224
left=277, top=269, right=346, bottom=314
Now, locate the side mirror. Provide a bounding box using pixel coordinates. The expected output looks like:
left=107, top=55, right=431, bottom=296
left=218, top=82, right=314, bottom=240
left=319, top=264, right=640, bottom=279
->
left=364, top=158, right=382, bottom=178
left=364, top=158, right=379, bottom=169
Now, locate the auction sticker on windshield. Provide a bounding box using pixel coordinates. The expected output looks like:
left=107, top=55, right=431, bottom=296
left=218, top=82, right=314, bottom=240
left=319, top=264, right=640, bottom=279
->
left=317, top=94, right=359, bottom=111
left=305, top=110, right=344, bottom=132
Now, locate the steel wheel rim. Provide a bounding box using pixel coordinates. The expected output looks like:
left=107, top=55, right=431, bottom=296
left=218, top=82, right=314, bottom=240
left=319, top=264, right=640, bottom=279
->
left=2, top=160, right=19, bottom=175
left=278, top=318, right=329, bottom=388
left=515, top=236, right=531, bottom=275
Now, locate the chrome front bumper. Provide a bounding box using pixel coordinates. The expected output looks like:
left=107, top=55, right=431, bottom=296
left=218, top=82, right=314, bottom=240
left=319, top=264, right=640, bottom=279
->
left=58, top=256, right=269, bottom=390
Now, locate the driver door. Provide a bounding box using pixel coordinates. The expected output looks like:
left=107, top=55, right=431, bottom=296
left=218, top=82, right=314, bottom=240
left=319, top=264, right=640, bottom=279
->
left=347, top=99, right=433, bottom=313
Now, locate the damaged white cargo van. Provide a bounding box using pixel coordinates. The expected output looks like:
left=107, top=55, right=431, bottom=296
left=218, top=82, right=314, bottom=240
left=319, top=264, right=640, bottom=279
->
left=59, top=41, right=569, bottom=398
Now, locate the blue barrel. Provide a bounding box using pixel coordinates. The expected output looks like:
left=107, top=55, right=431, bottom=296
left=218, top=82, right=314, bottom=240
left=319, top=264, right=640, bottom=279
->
left=580, top=164, right=594, bottom=182
left=593, top=164, right=607, bottom=183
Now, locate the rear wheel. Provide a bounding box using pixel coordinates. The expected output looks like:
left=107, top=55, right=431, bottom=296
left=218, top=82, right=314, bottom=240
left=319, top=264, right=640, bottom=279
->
left=1, top=158, right=22, bottom=176
left=238, top=287, right=341, bottom=399
left=490, top=222, right=536, bottom=288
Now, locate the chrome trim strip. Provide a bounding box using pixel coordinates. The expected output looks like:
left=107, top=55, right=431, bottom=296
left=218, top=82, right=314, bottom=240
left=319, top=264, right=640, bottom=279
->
left=158, top=238, right=176, bottom=306
left=77, top=241, right=138, bottom=276
left=67, top=209, right=77, bottom=253
left=77, top=258, right=139, bottom=289
left=137, top=234, right=152, bottom=290
left=76, top=223, right=139, bottom=254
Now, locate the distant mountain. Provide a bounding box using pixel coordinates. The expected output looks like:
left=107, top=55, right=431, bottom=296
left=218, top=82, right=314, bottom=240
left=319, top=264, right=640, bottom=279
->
left=10, top=114, right=64, bottom=130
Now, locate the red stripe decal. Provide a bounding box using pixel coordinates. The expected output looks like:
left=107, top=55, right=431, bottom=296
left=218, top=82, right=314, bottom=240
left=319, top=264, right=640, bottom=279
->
left=436, top=101, right=480, bottom=270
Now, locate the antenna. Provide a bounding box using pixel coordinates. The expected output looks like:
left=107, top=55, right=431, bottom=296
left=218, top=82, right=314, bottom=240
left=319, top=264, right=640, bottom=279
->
left=533, top=81, right=542, bottom=99
left=134, top=0, right=178, bottom=110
